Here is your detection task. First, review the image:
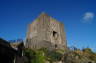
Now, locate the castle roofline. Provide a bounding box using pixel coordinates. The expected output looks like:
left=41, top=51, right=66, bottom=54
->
left=38, top=12, right=49, bottom=17
left=30, top=12, right=64, bottom=25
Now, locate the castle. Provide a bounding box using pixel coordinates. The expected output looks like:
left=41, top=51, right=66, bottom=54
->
left=25, top=13, right=67, bottom=50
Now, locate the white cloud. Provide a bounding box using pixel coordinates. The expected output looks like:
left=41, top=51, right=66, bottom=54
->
left=82, top=12, right=95, bottom=23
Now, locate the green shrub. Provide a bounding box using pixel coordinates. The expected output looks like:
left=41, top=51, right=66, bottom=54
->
left=47, top=51, right=63, bottom=62
left=24, top=49, right=46, bottom=63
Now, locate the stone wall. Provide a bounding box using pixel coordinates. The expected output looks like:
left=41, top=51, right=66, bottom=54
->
left=25, top=13, right=67, bottom=50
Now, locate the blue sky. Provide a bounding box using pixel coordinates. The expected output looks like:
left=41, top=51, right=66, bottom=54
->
left=0, top=0, right=96, bottom=51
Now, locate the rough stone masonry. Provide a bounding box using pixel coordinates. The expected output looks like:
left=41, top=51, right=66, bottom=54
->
left=25, top=13, right=67, bottom=50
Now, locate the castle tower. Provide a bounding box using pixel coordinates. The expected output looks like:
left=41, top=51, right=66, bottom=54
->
left=25, top=13, right=67, bottom=50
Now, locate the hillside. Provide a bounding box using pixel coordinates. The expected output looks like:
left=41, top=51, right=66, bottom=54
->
left=24, top=48, right=96, bottom=63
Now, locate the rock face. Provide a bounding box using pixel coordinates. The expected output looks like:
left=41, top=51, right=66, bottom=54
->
left=62, top=51, right=95, bottom=63
left=25, top=13, right=67, bottom=50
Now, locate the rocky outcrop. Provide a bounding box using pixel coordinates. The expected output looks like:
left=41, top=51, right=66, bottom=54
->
left=62, top=51, right=95, bottom=63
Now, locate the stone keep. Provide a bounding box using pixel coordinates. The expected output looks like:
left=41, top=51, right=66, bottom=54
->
left=25, top=13, right=67, bottom=50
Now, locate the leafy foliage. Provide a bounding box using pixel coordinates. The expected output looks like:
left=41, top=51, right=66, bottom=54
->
left=47, top=50, right=63, bottom=62
left=82, top=48, right=96, bottom=62
left=24, top=47, right=96, bottom=63
left=24, top=49, right=46, bottom=63
left=24, top=48, right=63, bottom=63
